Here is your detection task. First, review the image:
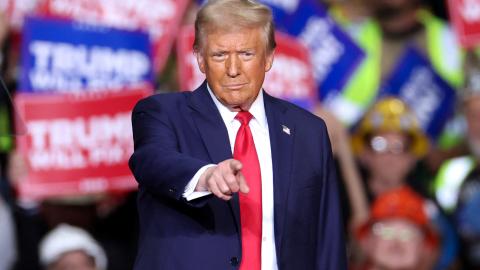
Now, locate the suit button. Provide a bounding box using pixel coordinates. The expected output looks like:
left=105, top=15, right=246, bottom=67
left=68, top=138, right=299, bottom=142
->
left=169, top=187, right=176, bottom=193
left=230, top=257, right=239, bottom=266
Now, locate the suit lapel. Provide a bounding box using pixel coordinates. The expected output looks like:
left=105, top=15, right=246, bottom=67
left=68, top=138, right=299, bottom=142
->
left=264, top=93, right=294, bottom=254
left=188, top=82, right=232, bottom=163
left=187, top=82, right=241, bottom=233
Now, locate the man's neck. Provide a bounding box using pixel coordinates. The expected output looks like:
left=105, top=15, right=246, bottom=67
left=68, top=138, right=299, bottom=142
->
left=368, top=175, right=404, bottom=197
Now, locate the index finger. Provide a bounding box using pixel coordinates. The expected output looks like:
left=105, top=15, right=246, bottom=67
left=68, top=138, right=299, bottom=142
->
left=229, top=159, right=243, bottom=173
left=236, top=171, right=250, bottom=194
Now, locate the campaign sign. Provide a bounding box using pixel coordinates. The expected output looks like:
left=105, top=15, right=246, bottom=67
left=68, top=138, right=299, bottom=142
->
left=263, top=31, right=317, bottom=108
left=36, top=0, right=189, bottom=73
left=176, top=26, right=316, bottom=109
left=0, top=0, right=40, bottom=30
left=20, top=16, right=153, bottom=93
left=448, top=0, right=480, bottom=48
left=176, top=26, right=204, bottom=91
left=282, top=0, right=365, bottom=103
left=14, top=88, right=151, bottom=200
left=378, top=47, right=456, bottom=140
left=259, top=0, right=301, bottom=30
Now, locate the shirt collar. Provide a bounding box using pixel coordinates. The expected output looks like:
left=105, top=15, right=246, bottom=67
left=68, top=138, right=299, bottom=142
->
left=207, top=84, right=268, bottom=131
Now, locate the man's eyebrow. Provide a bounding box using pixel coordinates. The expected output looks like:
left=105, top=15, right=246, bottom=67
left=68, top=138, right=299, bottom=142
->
left=209, top=49, right=227, bottom=53
left=237, top=48, right=255, bottom=53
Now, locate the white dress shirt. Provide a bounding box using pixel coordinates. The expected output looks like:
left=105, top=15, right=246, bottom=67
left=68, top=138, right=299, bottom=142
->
left=183, top=86, right=278, bottom=270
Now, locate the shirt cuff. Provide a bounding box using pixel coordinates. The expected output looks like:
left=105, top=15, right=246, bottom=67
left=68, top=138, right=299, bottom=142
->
left=183, top=164, right=216, bottom=201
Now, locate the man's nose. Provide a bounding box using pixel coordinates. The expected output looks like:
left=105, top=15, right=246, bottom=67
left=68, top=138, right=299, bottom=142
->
left=226, top=54, right=241, bottom=77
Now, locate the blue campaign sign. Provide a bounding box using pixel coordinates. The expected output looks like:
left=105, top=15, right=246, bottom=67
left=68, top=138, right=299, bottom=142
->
left=282, top=0, right=365, bottom=102
left=258, top=0, right=301, bottom=30
left=378, top=46, right=456, bottom=140
left=20, top=16, right=153, bottom=93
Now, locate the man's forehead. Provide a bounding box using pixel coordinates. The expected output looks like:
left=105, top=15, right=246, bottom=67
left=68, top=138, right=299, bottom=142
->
left=205, top=29, right=263, bottom=48
left=206, top=27, right=262, bottom=39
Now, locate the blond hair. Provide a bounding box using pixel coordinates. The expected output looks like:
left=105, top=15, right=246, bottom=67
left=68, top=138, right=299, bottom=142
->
left=193, top=0, right=276, bottom=53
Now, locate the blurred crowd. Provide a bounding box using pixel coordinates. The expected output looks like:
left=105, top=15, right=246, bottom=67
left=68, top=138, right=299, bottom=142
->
left=1, top=0, right=480, bottom=270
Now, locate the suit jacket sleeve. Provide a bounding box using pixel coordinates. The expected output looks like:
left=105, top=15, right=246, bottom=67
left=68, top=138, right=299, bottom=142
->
left=128, top=97, right=210, bottom=201
left=316, top=121, right=347, bottom=270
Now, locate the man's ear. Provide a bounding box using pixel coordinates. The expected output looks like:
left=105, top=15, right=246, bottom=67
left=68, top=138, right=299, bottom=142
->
left=265, top=50, right=274, bottom=72
left=195, top=51, right=206, bottom=74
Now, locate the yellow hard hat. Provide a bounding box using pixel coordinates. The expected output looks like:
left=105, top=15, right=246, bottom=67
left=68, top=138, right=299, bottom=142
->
left=351, top=97, right=429, bottom=157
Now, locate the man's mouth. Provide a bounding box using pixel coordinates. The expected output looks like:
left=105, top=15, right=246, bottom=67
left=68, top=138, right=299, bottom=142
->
left=223, top=83, right=247, bottom=90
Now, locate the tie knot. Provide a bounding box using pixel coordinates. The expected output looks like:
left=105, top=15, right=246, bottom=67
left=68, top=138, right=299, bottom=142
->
left=235, top=111, right=253, bottom=125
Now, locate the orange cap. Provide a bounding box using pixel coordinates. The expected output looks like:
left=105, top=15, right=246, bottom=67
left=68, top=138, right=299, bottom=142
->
left=357, top=186, right=439, bottom=248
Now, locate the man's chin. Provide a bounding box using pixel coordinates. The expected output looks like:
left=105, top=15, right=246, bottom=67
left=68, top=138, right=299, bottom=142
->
left=220, top=99, right=248, bottom=111
left=221, top=96, right=254, bottom=111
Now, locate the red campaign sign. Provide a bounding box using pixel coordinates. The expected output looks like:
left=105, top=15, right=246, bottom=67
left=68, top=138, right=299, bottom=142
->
left=36, top=0, right=189, bottom=73
left=448, top=0, right=480, bottom=48
left=176, top=26, right=317, bottom=106
left=263, top=32, right=317, bottom=105
left=0, top=0, right=40, bottom=30
left=176, top=26, right=205, bottom=91
left=14, top=88, right=152, bottom=200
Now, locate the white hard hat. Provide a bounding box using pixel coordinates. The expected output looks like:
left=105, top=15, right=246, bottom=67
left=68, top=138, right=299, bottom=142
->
left=39, top=224, right=107, bottom=270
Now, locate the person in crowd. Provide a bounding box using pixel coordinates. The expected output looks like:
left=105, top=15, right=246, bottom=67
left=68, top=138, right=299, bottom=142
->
left=0, top=194, right=16, bottom=270
left=351, top=97, right=429, bottom=198
left=351, top=97, right=459, bottom=269
left=7, top=148, right=138, bottom=270
left=328, top=0, right=467, bottom=179
left=39, top=223, right=107, bottom=270
left=0, top=10, right=20, bottom=270
left=328, top=0, right=464, bottom=127
left=129, top=0, right=346, bottom=269
left=434, top=54, right=480, bottom=269
left=355, top=186, right=439, bottom=270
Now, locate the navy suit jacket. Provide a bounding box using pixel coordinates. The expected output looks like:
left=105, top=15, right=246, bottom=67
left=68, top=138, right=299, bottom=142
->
left=129, top=82, right=347, bottom=269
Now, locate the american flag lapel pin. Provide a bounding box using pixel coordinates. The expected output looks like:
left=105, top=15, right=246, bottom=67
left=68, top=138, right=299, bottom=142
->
left=282, top=125, right=290, bottom=135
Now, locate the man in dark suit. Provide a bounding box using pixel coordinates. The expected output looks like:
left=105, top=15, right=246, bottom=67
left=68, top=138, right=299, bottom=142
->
left=129, top=0, right=347, bottom=269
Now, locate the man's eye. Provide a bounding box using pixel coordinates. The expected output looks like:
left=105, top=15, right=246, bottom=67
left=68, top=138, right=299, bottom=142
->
left=212, top=53, right=226, bottom=60
left=241, top=52, right=254, bottom=58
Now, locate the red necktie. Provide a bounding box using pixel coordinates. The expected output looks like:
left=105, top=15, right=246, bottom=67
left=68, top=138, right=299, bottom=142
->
left=233, top=111, right=262, bottom=270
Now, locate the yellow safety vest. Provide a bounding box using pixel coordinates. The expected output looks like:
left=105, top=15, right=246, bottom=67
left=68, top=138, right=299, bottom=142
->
left=0, top=105, right=12, bottom=152
left=328, top=8, right=465, bottom=127
left=433, top=156, right=476, bottom=212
